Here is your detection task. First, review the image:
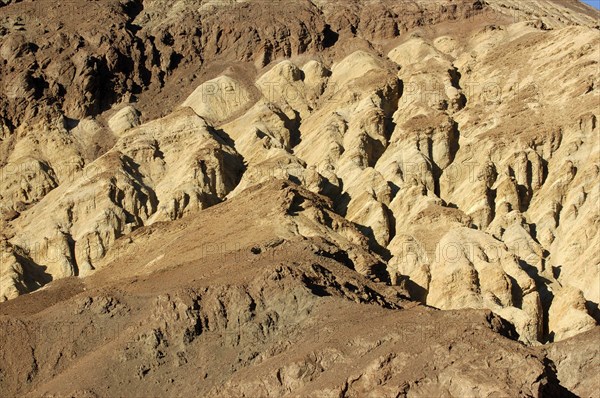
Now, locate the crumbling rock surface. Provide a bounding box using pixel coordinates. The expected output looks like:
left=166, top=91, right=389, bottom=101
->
left=1, top=0, right=599, bottom=395
left=0, top=181, right=591, bottom=397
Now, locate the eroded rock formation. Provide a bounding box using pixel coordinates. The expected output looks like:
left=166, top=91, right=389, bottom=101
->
left=0, top=0, right=598, bottom=395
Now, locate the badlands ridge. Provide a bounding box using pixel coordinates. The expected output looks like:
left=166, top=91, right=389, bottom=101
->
left=0, top=0, right=599, bottom=396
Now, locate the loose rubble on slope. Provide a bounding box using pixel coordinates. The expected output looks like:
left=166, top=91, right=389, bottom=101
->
left=0, top=0, right=598, bottom=396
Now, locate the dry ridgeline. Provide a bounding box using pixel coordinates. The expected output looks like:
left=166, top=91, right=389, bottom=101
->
left=0, top=0, right=599, bottom=396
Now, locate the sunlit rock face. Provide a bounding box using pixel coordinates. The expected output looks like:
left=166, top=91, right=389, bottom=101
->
left=0, top=0, right=598, bottom=396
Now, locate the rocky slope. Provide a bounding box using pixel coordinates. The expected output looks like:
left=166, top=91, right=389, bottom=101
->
left=0, top=180, right=596, bottom=397
left=0, top=0, right=599, bottom=396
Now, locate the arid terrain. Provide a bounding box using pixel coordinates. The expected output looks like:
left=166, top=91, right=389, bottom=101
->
left=0, top=0, right=599, bottom=396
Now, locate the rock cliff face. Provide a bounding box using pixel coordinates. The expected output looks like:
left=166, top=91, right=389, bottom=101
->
left=0, top=0, right=598, bottom=395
